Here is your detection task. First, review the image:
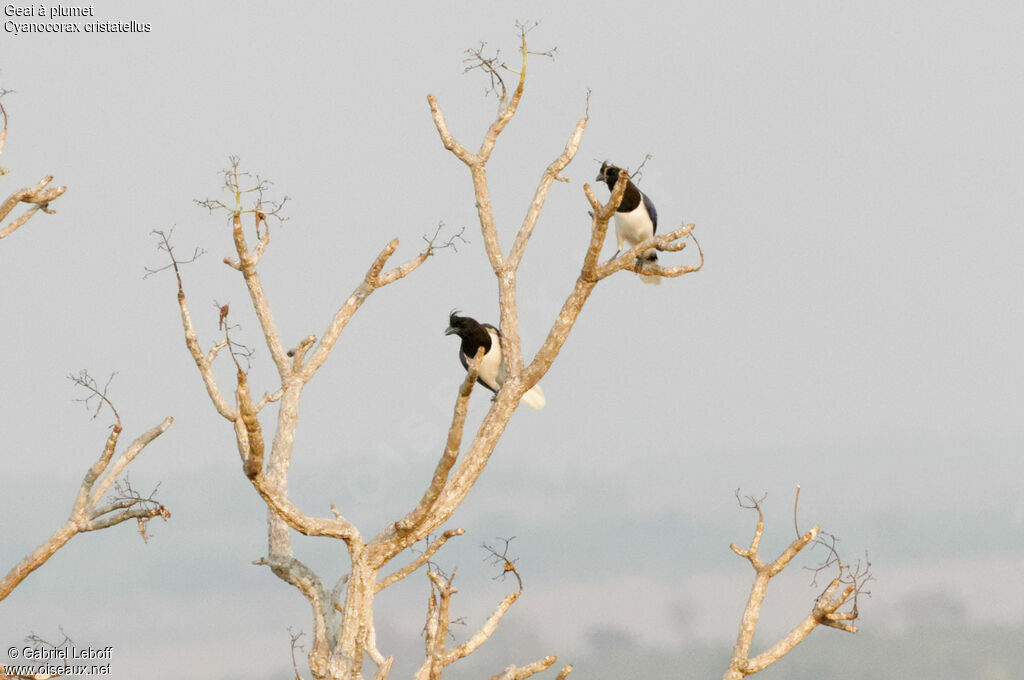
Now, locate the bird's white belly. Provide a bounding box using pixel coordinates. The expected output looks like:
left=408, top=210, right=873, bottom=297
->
left=614, top=208, right=652, bottom=247
left=478, top=331, right=505, bottom=390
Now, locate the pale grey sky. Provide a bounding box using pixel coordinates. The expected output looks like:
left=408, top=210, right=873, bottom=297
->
left=2, top=2, right=1022, bottom=679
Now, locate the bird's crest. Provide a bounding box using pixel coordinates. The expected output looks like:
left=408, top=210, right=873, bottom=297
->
left=597, top=161, right=623, bottom=185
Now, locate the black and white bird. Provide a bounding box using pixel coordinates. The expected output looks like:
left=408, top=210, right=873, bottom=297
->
left=595, top=161, right=661, bottom=285
left=444, top=312, right=546, bottom=411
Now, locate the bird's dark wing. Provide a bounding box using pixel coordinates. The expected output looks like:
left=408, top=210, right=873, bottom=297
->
left=459, top=347, right=469, bottom=372
left=476, top=376, right=499, bottom=394
left=642, top=192, right=658, bottom=234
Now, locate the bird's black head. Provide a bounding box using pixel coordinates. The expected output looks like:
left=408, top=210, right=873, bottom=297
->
left=596, top=161, right=622, bottom=188
left=445, top=310, right=476, bottom=338
left=445, top=311, right=493, bottom=356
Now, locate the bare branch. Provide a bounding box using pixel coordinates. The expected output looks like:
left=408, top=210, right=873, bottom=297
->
left=722, top=494, right=865, bottom=680
left=507, top=114, right=588, bottom=271
left=595, top=223, right=702, bottom=281
left=196, top=156, right=289, bottom=222
left=482, top=537, right=523, bottom=592
left=444, top=587, right=520, bottom=666
left=236, top=368, right=266, bottom=479
left=255, top=386, right=285, bottom=411
left=163, top=23, right=706, bottom=680
left=426, top=94, right=479, bottom=166
left=422, top=222, right=468, bottom=254
left=388, top=349, right=483, bottom=544
left=0, top=174, right=67, bottom=240
left=488, top=656, right=557, bottom=680
left=287, top=335, right=317, bottom=369
left=413, top=559, right=529, bottom=680
left=371, top=656, right=394, bottom=680
left=515, top=171, right=631, bottom=392
left=580, top=170, right=629, bottom=275
left=149, top=229, right=236, bottom=420
left=298, top=235, right=437, bottom=382
left=87, top=478, right=170, bottom=542
left=143, top=227, right=205, bottom=281
left=255, top=555, right=331, bottom=673
left=213, top=307, right=257, bottom=375
left=229, top=210, right=291, bottom=376
left=86, top=417, right=174, bottom=508
left=476, top=29, right=526, bottom=162
left=249, top=473, right=361, bottom=544
left=629, top=153, right=653, bottom=183
left=463, top=42, right=510, bottom=102
left=69, top=370, right=121, bottom=426
left=288, top=628, right=307, bottom=680
left=377, top=529, right=466, bottom=592
left=429, top=27, right=555, bottom=273
left=0, top=415, right=172, bottom=603
left=806, top=530, right=873, bottom=620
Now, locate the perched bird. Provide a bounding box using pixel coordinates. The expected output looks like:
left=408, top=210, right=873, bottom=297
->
left=595, top=161, right=661, bottom=285
left=444, top=312, right=546, bottom=411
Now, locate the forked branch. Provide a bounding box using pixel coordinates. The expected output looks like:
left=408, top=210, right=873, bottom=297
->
left=0, top=408, right=172, bottom=603
left=428, top=28, right=587, bottom=388
left=161, top=22, right=705, bottom=679
left=413, top=563, right=529, bottom=680
left=148, top=229, right=235, bottom=420
left=596, top=225, right=703, bottom=280
left=488, top=656, right=559, bottom=680
left=377, top=529, right=466, bottom=593
left=723, top=492, right=866, bottom=680
left=161, top=158, right=466, bottom=679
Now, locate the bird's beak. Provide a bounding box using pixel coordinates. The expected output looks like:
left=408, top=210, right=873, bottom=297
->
left=444, top=326, right=457, bottom=336
left=595, top=171, right=604, bottom=182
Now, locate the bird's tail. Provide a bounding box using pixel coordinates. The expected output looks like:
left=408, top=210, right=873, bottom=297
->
left=640, top=251, right=662, bottom=285
left=520, top=383, right=546, bottom=410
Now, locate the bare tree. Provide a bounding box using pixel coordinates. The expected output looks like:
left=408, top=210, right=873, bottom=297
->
left=0, top=373, right=173, bottom=604
left=154, top=24, right=701, bottom=680
left=3, top=25, right=868, bottom=680
left=723, top=492, right=870, bottom=680
left=0, top=96, right=172, bottom=678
